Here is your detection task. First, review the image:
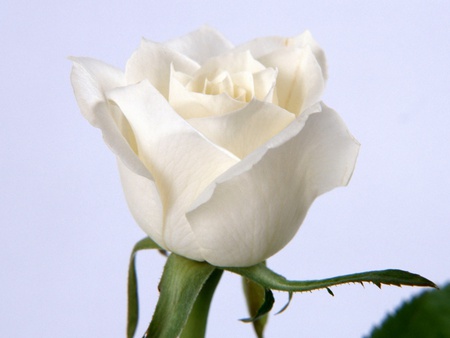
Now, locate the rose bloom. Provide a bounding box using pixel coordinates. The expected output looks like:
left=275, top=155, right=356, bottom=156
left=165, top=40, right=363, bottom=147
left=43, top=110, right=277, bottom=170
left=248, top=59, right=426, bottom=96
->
left=70, top=27, right=359, bottom=267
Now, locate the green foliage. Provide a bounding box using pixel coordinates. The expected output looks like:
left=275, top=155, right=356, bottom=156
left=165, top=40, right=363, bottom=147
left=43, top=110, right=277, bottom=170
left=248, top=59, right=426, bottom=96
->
left=241, top=277, right=272, bottom=337
left=241, top=260, right=273, bottom=338
left=127, top=237, right=162, bottom=338
left=226, top=264, right=436, bottom=293
left=128, top=238, right=436, bottom=338
left=128, top=239, right=222, bottom=338
left=180, top=269, right=223, bottom=338
left=368, top=283, right=450, bottom=338
left=145, top=254, right=217, bottom=338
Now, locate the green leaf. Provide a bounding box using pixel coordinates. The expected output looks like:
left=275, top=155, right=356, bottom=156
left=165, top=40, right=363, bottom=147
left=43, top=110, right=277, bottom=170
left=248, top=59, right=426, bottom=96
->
left=368, top=283, right=450, bottom=338
left=127, top=237, right=163, bottom=338
left=226, top=264, right=437, bottom=293
left=144, top=254, right=217, bottom=338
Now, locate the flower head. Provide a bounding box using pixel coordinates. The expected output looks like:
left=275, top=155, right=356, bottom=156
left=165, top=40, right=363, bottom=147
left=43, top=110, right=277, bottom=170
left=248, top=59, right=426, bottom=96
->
left=70, top=27, right=359, bottom=267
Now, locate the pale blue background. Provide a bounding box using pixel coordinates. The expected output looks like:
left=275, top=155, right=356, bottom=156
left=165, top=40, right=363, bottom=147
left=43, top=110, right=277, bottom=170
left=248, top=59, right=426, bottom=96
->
left=1, top=1, right=449, bottom=337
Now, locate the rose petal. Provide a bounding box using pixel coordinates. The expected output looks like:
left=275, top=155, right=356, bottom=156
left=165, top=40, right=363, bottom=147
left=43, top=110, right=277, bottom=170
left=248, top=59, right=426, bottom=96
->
left=235, top=30, right=327, bottom=79
left=187, top=103, right=359, bottom=267
left=253, top=67, right=278, bottom=103
left=187, top=100, right=295, bottom=159
left=69, top=57, right=124, bottom=123
left=117, top=159, right=165, bottom=246
left=107, top=80, right=239, bottom=260
left=289, top=31, right=328, bottom=80
left=70, top=57, right=152, bottom=180
left=169, top=65, right=247, bottom=118
left=168, top=52, right=276, bottom=118
left=164, top=26, right=234, bottom=64
left=190, top=51, right=266, bottom=86
left=125, top=39, right=199, bottom=99
left=259, top=46, right=325, bottom=116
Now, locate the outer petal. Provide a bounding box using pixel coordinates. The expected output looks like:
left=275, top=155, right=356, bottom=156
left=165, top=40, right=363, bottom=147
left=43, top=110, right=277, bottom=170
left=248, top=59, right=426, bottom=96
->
left=187, top=100, right=295, bottom=159
left=70, top=57, right=164, bottom=244
left=116, top=159, right=165, bottom=246
left=186, top=103, right=359, bottom=267
left=107, top=80, right=239, bottom=260
left=125, top=39, right=199, bottom=99
left=259, top=46, right=325, bottom=116
left=70, top=57, right=124, bottom=124
left=70, top=57, right=152, bottom=179
left=164, top=26, right=234, bottom=64
left=234, top=30, right=327, bottom=79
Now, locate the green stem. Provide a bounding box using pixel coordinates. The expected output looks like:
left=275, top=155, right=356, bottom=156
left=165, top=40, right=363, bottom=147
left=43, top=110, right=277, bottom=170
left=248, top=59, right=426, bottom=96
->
left=180, top=269, right=223, bottom=338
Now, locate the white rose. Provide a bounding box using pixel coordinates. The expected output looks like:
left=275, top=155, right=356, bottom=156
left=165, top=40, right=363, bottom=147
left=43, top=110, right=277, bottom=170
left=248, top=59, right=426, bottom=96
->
left=70, top=27, right=359, bottom=267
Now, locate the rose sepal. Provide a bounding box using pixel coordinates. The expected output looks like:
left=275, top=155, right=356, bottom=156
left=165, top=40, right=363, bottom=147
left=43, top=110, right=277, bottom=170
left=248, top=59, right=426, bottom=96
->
left=128, top=237, right=163, bottom=338
left=144, top=254, right=221, bottom=338
left=241, top=261, right=271, bottom=338
left=234, top=265, right=436, bottom=338
left=128, top=238, right=436, bottom=338
left=128, top=238, right=222, bottom=338
left=226, top=263, right=437, bottom=294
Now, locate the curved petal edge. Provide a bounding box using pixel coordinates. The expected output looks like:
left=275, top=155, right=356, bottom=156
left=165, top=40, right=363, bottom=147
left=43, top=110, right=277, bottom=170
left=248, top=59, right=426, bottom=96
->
left=187, top=103, right=359, bottom=267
